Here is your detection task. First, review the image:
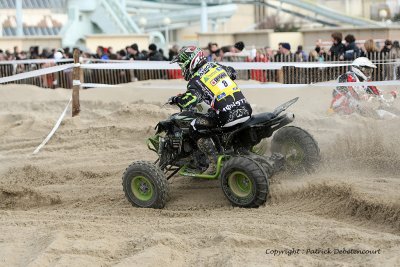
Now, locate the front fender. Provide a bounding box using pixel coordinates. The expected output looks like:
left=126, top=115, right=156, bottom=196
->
left=147, top=134, right=161, bottom=153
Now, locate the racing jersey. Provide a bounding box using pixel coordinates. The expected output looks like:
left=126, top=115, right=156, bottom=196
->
left=175, top=62, right=252, bottom=125
left=330, top=71, right=381, bottom=114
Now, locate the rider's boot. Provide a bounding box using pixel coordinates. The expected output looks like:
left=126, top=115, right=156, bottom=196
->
left=197, top=138, right=218, bottom=175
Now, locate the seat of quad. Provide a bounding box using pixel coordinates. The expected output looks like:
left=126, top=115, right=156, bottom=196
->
left=210, top=112, right=275, bottom=133
left=241, top=112, right=276, bottom=127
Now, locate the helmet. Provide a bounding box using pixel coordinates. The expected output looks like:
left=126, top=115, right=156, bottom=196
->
left=170, top=46, right=207, bottom=81
left=351, top=57, right=376, bottom=81
left=54, top=51, right=63, bottom=60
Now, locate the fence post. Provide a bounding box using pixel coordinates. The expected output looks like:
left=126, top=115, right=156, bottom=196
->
left=277, top=68, right=284, bottom=83
left=72, top=49, right=81, bottom=117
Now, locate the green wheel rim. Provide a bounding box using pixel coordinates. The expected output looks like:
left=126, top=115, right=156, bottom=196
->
left=131, top=176, right=154, bottom=201
left=228, top=171, right=253, bottom=198
left=282, top=141, right=305, bottom=166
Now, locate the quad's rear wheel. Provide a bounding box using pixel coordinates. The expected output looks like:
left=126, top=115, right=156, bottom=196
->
left=220, top=156, right=269, bottom=208
left=271, top=126, right=320, bottom=174
left=122, top=161, right=168, bottom=209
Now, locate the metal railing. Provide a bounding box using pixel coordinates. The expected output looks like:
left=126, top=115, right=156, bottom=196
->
left=1, top=54, right=399, bottom=89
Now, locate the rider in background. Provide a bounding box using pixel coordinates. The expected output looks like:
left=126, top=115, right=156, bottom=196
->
left=169, top=46, right=252, bottom=174
left=329, top=57, right=397, bottom=116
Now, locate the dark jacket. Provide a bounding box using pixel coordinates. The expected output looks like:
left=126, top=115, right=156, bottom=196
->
left=147, top=51, right=163, bottom=61
left=127, top=52, right=146, bottom=60
left=380, top=46, right=391, bottom=58
left=344, top=42, right=360, bottom=60
left=329, top=43, right=345, bottom=59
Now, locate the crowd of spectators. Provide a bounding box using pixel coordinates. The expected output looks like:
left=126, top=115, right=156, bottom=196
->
left=1, top=33, right=400, bottom=64
left=1, top=32, right=400, bottom=83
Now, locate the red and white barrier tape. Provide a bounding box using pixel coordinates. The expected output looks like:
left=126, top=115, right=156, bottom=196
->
left=80, top=61, right=356, bottom=70
left=1, top=61, right=399, bottom=85
left=0, top=58, right=73, bottom=65
left=32, top=97, right=72, bottom=155
left=0, top=63, right=74, bottom=84
left=81, top=80, right=400, bottom=90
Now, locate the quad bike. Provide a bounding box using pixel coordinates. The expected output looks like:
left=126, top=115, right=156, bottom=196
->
left=329, top=88, right=399, bottom=119
left=368, top=93, right=399, bottom=119
left=122, top=97, right=320, bottom=209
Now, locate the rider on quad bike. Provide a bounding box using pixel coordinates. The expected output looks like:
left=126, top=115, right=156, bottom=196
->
left=169, top=46, right=252, bottom=174
left=329, top=57, right=397, bottom=116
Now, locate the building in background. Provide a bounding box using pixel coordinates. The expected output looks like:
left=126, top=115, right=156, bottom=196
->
left=1, top=0, right=400, bottom=52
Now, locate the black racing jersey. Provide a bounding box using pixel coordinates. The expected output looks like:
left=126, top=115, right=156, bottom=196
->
left=175, top=62, right=252, bottom=124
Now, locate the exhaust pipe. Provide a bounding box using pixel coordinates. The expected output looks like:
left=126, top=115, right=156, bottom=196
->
left=274, top=113, right=295, bottom=130
left=285, top=112, right=295, bottom=122
left=281, top=113, right=295, bottom=124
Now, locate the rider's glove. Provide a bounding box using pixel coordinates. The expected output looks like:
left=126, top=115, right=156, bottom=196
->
left=168, top=96, right=179, bottom=105
left=390, top=90, right=398, bottom=99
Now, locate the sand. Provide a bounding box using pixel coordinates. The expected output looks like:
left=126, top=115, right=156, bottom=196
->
left=0, top=80, right=399, bottom=266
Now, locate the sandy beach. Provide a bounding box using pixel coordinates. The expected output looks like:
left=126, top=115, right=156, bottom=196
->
left=0, top=80, right=399, bottom=266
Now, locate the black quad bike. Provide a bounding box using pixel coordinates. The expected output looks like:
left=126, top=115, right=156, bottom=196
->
left=122, top=97, right=320, bottom=209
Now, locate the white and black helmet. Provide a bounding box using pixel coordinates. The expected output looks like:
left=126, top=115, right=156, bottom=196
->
left=351, top=57, right=377, bottom=81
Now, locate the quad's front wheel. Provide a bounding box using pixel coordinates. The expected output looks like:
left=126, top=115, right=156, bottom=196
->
left=271, top=126, right=320, bottom=174
left=220, top=156, right=269, bottom=208
left=122, top=161, right=168, bottom=209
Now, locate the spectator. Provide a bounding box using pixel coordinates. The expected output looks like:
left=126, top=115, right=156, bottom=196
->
left=127, top=43, right=146, bottom=60
left=19, top=51, right=28, bottom=60
left=389, top=41, right=400, bottom=79
left=277, top=42, right=293, bottom=61
left=53, top=48, right=64, bottom=60
left=309, top=45, right=326, bottom=62
left=249, top=48, right=269, bottom=82
left=206, top=42, right=222, bottom=62
left=158, top=48, right=168, bottom=61
left=233, top=41, right=245, bottom=53
left=344, top=34, right=360, bottom=60
left=380, top=39, right=392, bottom=58
left=29, top=46, right=39, bottom=59
left=381, top=40, right=393, bottom=80
left=5, top=50, right=13, bottom=60
left=107, top=46, right=114, bottom=55
left=63, top=47, right=72, bottom=59
left=281, top=43, right=291, bottom=54
left=390, top=40, right=400, bottom=58
left=361, top=39, right=379, bottom=59
left=13, top=46, right=20, bottom=59
left=309, top=49, right=318, bottom=61
left=117, top=49, right=126, bottom=60
left=328, top=32, right=345, bottom=60
left=0, top=51, right=6, bottom=61
left=96, top=46, right=109, bottom=60
left=109, top=53, right=118, bottom=60
left=103, top=47, right=109, bottom=56
left=221, top=44, right=239, bottom=62
left=295, top=45, right=308, bottom=62
left=273, top=42, right=283, bottom=61
left=168, top=44, right=180, bottom=61
left=141, top=49, right=149, bottom=60
left=147, top=44, right=163, bottom=61
left=40, top=48, right=50, bottom=59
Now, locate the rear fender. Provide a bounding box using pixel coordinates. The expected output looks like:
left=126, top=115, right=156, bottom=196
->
left=225, top=113, right=295, bottom=146
left=269, top=113, right=295, bottom=134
